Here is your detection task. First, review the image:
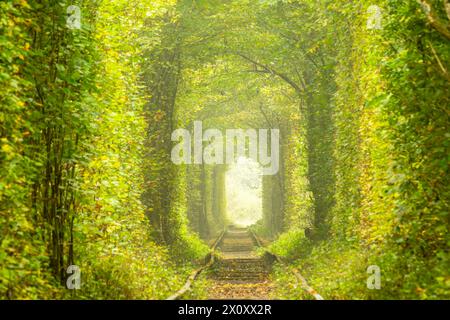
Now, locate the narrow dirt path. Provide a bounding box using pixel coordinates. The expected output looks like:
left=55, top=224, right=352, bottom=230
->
left=207, top=227, right=274, bottom=300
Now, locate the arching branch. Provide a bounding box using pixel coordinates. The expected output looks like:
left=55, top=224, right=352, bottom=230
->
left=234, top=52, right=305, bottom=94
left=417, top=0, right=450, bottom=40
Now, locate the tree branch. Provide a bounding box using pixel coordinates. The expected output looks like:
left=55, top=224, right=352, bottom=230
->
left=417, top=0, right=450, bottom=40
left=233, top=52, right=304, bottom=94
left=427, top=40, right=450, bottom=82
left=258, top=102, right=274, bottom=128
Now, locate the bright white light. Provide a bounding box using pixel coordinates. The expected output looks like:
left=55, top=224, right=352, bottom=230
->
left=225, top=157, right=263, bottom=227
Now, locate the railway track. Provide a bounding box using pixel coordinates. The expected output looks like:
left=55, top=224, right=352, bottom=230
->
left=166, top=226, right=323, bottom=300
left=207, top=226, right=273, bottom=299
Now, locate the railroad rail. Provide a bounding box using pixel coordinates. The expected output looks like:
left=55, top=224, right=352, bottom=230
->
left=166, top=226, right=324, bottom=300
left=166, top=228, right=227, bottom=300
left=249, top=229, right=324, bottom=300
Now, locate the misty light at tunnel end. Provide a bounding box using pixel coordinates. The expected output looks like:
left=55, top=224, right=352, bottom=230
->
left=226, top=157, right=263, bottom=227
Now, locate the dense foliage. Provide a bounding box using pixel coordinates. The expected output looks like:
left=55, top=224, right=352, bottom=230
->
left=269, top=0, right=450, bottom=300
left=1, top=0, right=448, bottom=300
left=0, top=0, right=206, bottom=299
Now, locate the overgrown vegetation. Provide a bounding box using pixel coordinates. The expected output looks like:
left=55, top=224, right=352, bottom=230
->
left=0, top=0, right=207, bottom=299
left=269, top=0, right=450, bottom=300
left=1, top=0, right=448, bottom=300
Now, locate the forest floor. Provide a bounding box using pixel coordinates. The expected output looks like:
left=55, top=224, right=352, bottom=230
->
left=206, top=228, right=274, bottom=300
